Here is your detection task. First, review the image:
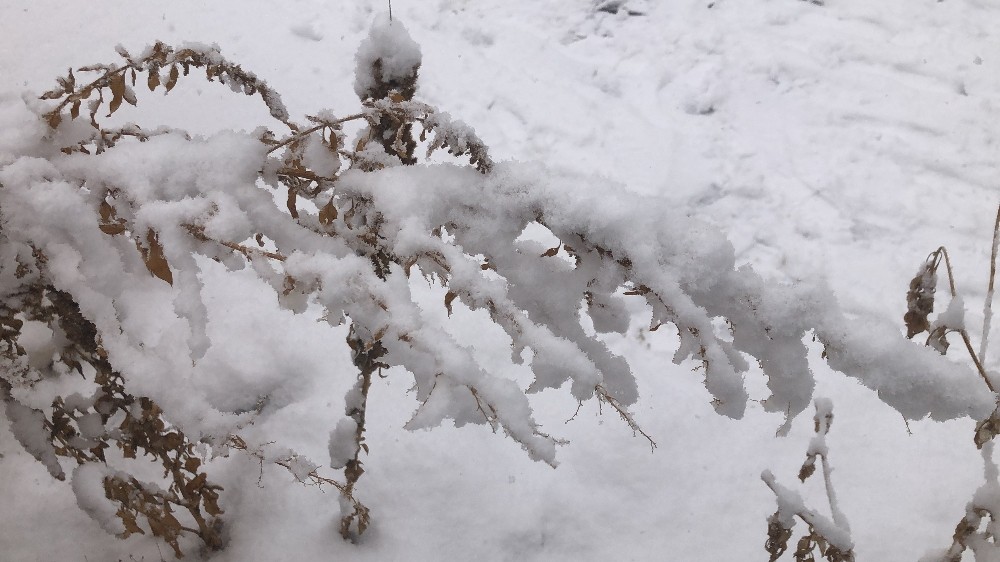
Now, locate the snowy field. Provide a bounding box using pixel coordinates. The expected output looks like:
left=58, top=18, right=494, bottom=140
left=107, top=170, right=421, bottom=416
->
left=2, top=0, right=1000, bottom=560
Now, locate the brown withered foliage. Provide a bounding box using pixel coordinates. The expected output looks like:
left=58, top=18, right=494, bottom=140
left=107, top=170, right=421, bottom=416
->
left=40, top=41, right=291, bottom=134
left=943, top=505, right=998, bottom=562
left=766, top=521, right=853, bottom=562
left=766, top=511, right=794, bottom=561
left=0, top=284, right=223, bottom=556
left=904, top=251, right=940, bottom=339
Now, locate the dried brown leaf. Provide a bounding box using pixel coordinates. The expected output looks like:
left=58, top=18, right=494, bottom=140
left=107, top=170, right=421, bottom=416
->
left=99, top=200, right=114, bottom=221
left=165, top=65, right=179, bottom=92
left=765, top=512, right=792, bottom=562
left=108, top=73, right=126, bottom=115
left=117, top=508, right=144, bottom=537
left=798, top=459, right=816, bottom=482
left=99, top=223, right=127, bottom=236
left=147, top=68, right=160, bottom=91
left=141, top=229, right=173, bottom=285
left=319, top=199, right=338, bottom=226
left=63, top=69, right=76, bottom=92
left=541, top=245, right=560, bottom=258
left=45, top=112, right=62, bottom=129
left=204, top=495, right=223, bottom=516
left=185, top=472, right=208, bottom=495
left=905, top=260, right=937, bottom=339
left=286, top=187, right=299, bottom=219
left=975, top=412, right=1000, bottom=449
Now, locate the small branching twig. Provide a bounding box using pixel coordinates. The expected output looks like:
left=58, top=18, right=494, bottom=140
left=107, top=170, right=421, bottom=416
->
left=595, top=384, right=656, bottom=451
left=264, top=112, right=365, bottom=155
left=226, top=435, right=370, bottom=528
left=183, top=224, right=288, bottom=263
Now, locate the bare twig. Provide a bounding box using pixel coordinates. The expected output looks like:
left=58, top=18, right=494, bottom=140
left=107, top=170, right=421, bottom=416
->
left=265, top=113, right=365, bottom=154
left=959, top=328, right=997, bottom=394
left=595, top=385, right=656, bottom=451
left=183, top=224, right=288, bottom=262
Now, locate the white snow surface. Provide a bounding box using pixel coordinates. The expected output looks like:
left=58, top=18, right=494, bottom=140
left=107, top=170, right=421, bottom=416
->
left=1, top=1, right=1000, bottom=560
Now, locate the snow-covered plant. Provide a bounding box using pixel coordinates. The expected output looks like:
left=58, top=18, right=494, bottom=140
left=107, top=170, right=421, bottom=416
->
left=763, top=399, right=855, bottom=562
left=0, top=13, right=996, bottom=558
left=900, top=214, right=1000, bottom=449
left=927, top=442, right=1000, bottom=561
left=898, top=207, right=1000, bottom=560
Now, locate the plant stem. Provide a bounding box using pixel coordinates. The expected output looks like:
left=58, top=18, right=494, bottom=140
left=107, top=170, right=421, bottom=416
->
left=980, top=204, right=1000, bottom=364
left=266, top=113, right=365, bottom=154
left=937, top=246, right=957, bottom=298
left=960, top=329, right=997, bottom=393
left=934, top=247, right=996, bottom=391
left=339, top=326, right=386, bottom=540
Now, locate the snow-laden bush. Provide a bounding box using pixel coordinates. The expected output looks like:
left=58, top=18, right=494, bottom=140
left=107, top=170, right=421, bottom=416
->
left=0, top=14, right=995, bottom=558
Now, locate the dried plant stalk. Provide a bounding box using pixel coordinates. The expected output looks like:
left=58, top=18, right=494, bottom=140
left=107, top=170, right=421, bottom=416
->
left=979, top=204, right=1000, bottom=364
left=762, top=399, right=855, bottom=562
left=338, top=327, right=387, bottom=540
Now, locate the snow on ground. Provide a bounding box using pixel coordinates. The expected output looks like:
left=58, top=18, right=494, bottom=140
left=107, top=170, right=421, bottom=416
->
left=2, top=0, right=999, bottom=560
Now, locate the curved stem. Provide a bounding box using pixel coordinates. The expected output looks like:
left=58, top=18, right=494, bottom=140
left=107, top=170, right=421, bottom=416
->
left=937, top=246, right=957, bottom=297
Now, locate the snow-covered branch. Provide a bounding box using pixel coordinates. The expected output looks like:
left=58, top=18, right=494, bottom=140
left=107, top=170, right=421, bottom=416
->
left=0, top=12, right=996, bottom=558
